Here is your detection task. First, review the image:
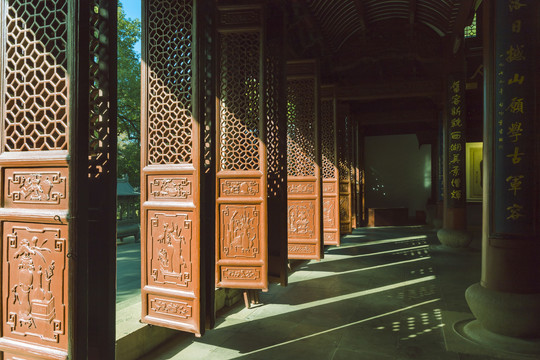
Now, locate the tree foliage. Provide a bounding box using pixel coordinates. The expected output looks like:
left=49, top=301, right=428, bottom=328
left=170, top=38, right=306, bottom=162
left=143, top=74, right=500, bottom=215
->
left=117, top=3, right=141, bottom=186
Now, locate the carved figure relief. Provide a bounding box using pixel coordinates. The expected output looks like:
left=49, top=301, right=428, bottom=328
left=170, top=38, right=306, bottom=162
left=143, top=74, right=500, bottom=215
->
left=149, top=212, right=192, bottom=287
left=323, top=199, right=335, bottom=227
left=221, top=180, right=259, bottom=196
left=288, top=201, right=315, bottom=237
left=221, top=206, right=260, bottom=258
left=287, top=183, right=315, bottom=194
left=6, top=171, right=67, bottom=206
left=4, top=224, right=66, bottom=345
left=150, top=177, right=192, bottom=200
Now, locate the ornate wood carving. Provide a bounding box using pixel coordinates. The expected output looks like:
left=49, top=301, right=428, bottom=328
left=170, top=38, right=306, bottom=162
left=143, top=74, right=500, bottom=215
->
left=321, top=85, right=340, bottom=245
left=5, top=169, right=68, bottom=208
left=287, top=59, right=323, bottom=260
left=141, top=0, right=204, bottom=335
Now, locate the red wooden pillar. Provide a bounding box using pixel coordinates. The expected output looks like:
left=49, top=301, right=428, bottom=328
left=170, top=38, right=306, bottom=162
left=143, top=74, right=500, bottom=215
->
left=338, top=104, right=353, bottom=235
left=320, top=85, right=340, bottom=246
left=286, top=60, right=323, bottom=260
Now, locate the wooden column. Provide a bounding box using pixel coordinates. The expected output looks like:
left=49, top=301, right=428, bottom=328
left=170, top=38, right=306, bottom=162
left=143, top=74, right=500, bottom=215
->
left=320, top=85, right=340, bottom=246
left=286, top=60, right=323, bottom=260
left=465, top=0, right=540, bottom=346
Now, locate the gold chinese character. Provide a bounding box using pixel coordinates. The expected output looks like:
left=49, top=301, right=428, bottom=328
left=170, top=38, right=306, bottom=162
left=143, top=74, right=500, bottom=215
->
left=451, top=80, right=460, bottom=93
left=508, top=73, right=525, bottom=85
left=507, top=122, right=523, bottom=142
left=507, top=147, right=525, bottom=164
left=451, top=118, right=462, bottom=128
left=450, top=153, right=460, bottom=165
left=451, top=131, right=462, bottom=140
left=506, top=203, right=524, bottom=220
left=450, top=143, right=462, bottom=152
left=451, top=178, right=461, bottom=188
left=450, top=166, right=460, bottom=177
left=506, top=175, right=524, bottom=196
left=452, top=94, right=461, bottom=106
left=512, top=19, right=522, bottom=33
left=451, top=107, right=461, bottom=116
left=506, top=97, right=524, bottom=114
left=451, top=189, right=462, bottom=199
left=506, top=45, right=525, bottom=62
left=509, top=0, right=527, bottom=11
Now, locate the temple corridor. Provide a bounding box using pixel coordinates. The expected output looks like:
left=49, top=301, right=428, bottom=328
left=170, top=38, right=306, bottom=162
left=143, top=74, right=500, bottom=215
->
left=133, top=226, right=514, bottom=360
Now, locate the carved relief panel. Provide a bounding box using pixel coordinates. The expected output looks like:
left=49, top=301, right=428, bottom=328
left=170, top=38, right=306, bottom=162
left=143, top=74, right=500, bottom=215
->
left=286, top=59, right=323, bottom=260
left=2, top=223, right=68, bottom=349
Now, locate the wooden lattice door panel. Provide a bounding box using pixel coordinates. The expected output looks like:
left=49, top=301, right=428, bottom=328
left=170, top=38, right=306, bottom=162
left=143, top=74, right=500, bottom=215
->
left=320, top=85, right=340, bottom=246
left=215, top=3, right=268, bottom=290
left=338, top=104, right=352, bottom=235
left=0, top=0, right=93, bottom=358
left=141, top=0, right=205, bottom=335
left=286, top=60, right=323, bottom=260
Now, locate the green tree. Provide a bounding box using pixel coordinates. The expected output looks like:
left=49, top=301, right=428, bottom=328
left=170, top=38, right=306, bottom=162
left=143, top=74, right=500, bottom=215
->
left=117, top=2, right=141, bottom=187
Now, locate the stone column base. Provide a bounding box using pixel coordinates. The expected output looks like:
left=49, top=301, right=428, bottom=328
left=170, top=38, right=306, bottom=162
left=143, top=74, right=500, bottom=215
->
left=436, top=228, right=471, bottom=247
left=466, top=282, right=540, bottom=338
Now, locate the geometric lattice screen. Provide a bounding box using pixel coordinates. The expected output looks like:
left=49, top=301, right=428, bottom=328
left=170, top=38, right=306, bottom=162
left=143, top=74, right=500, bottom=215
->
left=286, top=59, right=323, bottom=260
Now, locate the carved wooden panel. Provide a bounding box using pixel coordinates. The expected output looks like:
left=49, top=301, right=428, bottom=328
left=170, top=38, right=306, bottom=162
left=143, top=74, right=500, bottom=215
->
left=2, top=223, right=68, bottom=348
left=287, top=60, right=323, bottom=260
left=338, top=104, right=353, bottom=234
left=0, top=1, right=78, bottom=358
left=216, top=3, right=268, bottom=290
left=141, top=0, right=204, bottom=335
left=321, top=85, right=340, bottom=246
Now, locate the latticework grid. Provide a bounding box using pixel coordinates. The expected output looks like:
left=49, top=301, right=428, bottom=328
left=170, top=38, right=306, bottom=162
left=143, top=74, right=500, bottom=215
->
left=147, top=0, right=193, bottom=165
left=4, top=0, right=68, bottom=151
left=321, top=99, right=336, bottom=179
left=287, top=79, right=316, bottom=177
left=218, top=32, right=260, bottom=171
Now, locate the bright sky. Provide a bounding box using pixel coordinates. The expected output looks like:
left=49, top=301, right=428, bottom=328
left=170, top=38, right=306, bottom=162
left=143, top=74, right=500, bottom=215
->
left=120, top=0, right=142, bottom=54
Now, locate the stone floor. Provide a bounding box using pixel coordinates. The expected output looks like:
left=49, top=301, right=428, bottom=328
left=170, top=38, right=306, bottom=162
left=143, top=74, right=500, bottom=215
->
left=124, top=226, right=536, bottom=360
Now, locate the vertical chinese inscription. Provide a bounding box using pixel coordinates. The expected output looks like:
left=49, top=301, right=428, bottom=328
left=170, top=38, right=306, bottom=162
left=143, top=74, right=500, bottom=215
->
left=493, top=0, right=534, bottom=234
left=447, top=75, right=466, bottom=208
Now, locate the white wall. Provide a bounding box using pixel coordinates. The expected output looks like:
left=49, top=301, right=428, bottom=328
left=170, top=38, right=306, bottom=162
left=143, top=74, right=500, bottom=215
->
left=364, top=134, right=431, bottom=217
